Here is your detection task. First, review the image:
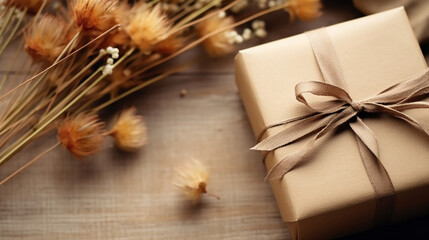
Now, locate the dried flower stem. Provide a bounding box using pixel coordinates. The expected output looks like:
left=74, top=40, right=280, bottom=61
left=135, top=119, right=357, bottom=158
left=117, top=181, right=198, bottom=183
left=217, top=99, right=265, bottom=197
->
left=90, top=65, right=185, bottom=113
left=206, top=191, right=221, bottom=200
left=0, top=24, right=121, bottom=103
left=0, top=46, right=132, bottom=166
left=171, top=0, right=243, bottom=36
left=0, top=64, right=38, bottom=131
left=177, top=0, right=221, bottom=27
left=0, top=7, right=15, bottom=37
left=0, top=38, right=25, bottom=90
left=0, top=142, right=60, bottom=187
left=0, top=7, right=26, bottom=55
left=130, top=3, right=290, bottom=79
left=170, top=0, right=195, bottom=22
left=35, top=54, right=105, bottom=127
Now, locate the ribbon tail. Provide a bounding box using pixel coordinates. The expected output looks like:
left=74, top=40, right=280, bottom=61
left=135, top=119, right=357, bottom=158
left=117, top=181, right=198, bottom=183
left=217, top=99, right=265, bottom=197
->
left=367, top=103, right=429, bottom=135
left=349, top=117, right=380, bottom=157
left=264, top=142, right=313, bottom=181
left=349, top=117, right=395, bottom=224
left=264, top=107, right=357, bottom=180
left=389, top=101, right=429, bottom=111
left=353, top=134, right=395, bottom=225
left=252, top=113, right=334, bottom=151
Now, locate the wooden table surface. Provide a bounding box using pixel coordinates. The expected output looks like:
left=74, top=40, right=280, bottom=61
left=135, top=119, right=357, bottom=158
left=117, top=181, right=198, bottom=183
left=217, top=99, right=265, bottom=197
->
left=1, top=1, right=429, bottom=239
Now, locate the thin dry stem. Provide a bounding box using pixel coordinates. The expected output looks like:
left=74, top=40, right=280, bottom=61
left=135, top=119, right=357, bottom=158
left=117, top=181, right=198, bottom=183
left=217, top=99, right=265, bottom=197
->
left=0, top=24, right=121, bottom=103
left=130, top=4, right=287, bottom=79
left=0, top=142, right=60, bottom=187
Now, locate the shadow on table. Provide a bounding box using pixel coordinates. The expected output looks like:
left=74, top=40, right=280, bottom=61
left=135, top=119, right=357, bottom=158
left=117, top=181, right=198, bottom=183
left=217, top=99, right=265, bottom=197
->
left=342, top=215, right=429, bottom=239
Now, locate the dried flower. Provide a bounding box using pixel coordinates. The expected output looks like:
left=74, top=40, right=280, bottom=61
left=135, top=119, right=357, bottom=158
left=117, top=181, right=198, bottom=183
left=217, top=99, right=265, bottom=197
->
left=57, top=113, right=105, bottom=158
left=155, top=34, right=186, bottom=55
left=109, top=107, right=147, bottom=152
left=4, top=0, right=44, bottom=13
left=173, top=159, right=219, bottom=204
left=286, top=0, right=322, bottom=21
left=71, top=0, right=118, bottom=36
left=125, top=4, right=172, bottom=53
left=196, top=14, right=235, bottom=57
left=24, top=15, right=69, bottom=62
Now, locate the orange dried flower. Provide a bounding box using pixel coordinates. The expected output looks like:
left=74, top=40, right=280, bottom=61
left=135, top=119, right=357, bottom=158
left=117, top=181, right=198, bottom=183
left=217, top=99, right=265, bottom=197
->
left=24, top=15, right=69, bottom=62
left=110, top=107, right=147, bottom=152
left=125, top=4, right=172, bottom=53
left=155, top=34, right=186, bottom=55
left=173, top=159, right=219, bottom=204
left=286, top=0, right=322, bottom=21
left=196, top=14, right=235, bottom=57
left=71, top=0, right=118, bottom=36
left=57, top=113, right=105, bottom=158
left=4, top=0, right=44, bottom=13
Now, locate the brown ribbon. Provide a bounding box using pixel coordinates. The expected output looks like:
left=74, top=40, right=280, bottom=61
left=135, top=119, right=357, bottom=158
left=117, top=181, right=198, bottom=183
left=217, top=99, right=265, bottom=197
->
left=252, top=28, right=429, bottom=225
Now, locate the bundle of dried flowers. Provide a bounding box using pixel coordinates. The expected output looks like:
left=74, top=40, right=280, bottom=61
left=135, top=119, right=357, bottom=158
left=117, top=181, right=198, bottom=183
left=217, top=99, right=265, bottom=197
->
left=0, top=0, right=322, bottom=185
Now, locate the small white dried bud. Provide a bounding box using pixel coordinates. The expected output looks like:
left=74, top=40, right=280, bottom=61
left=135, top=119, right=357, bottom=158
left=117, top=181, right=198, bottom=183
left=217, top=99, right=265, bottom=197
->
left=218, top=11, right=226, bottom=18
left=106, top=46, right=114, bottom=54
left=255, top=28, right=267, bottom=38
left=268, top=0, right=277, bottom=8
left=252, top=20, right=265, bottom=30
left=257, top=0, right=267, bottom=9
left=107, top=58, right=114, bottom=65
left=235, top=35, right=243, bottom=44
left=102, top=64, right=114, bottom=75
left=242, top=28, right=252, bottom=40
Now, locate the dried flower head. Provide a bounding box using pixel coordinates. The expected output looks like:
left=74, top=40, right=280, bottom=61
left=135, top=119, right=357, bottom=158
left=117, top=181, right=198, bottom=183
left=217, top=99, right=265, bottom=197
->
left=4, top=0, right=44, bottom=13
left=286, top=0, right=322, bottom=21
left=57, top=113, right=105, bottom=158
left=196, top=14, right=235, bottom=57
left=71, top=0, right=118, bottom=36
left=125, top=4, right=172, bottom=53
left=25, top=15, right=69, bottom=62
left=110, top=107, right=147, bottom=152
left=155, top=34, right=186, bottom=56
left=173, top=159, right=219, bottom=204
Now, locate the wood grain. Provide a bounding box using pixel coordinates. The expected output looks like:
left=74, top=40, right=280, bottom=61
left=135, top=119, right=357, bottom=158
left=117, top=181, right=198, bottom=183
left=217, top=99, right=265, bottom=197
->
left=0, top=1, right=428, bottom=239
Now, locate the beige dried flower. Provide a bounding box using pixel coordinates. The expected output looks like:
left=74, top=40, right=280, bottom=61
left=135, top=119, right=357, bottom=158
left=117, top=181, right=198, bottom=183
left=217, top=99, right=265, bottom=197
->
left=24, top=15, right=69, bottom=62
left=286, top=0, right=322, bottom=21
left=57, top=113, right=105, bottom=158
left=155, top=34, right=186, bottom=56
left=4, top=0, right=44, bottom=13
left=196, top=14, right=235, bottom=57
left=173, top=159, right=219, bottom=204
left=109, top=107, right=147, bottom=152
left=125, top=3, right=172, bottom=53
left=71, top=0, right=118, bottom=36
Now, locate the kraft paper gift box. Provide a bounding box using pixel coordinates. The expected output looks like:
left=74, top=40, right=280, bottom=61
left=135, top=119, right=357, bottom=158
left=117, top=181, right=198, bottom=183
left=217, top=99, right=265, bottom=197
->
left=235, top=7, right=429, bottom=240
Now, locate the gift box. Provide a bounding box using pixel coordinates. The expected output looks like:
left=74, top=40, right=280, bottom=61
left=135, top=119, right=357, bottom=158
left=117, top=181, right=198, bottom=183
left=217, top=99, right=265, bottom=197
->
left=235, top=7, right=429, bottom=240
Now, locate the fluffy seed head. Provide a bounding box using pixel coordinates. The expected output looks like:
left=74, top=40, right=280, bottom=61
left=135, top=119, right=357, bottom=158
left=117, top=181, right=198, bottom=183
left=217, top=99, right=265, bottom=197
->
left=196, top=14, right=235, bottom=57
left=25, top=15, right=69, bottom=62
left=71, top=0, right=118, bottom=36
left=110, top=107, right=147, bottom=152
left=173, top=159, right=211, bottom=204
left=125, top=4, right=172, bottom=53
left=286, top=0, right=322, bottom=21
left=155, top=34, right=186, bottom=55
left=57, top=113, right=105, bottom=158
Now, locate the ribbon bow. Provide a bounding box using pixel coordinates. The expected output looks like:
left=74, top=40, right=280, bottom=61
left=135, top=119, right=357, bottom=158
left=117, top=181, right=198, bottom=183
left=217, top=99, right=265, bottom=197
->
left=252, top=28, right=429, bottom=215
